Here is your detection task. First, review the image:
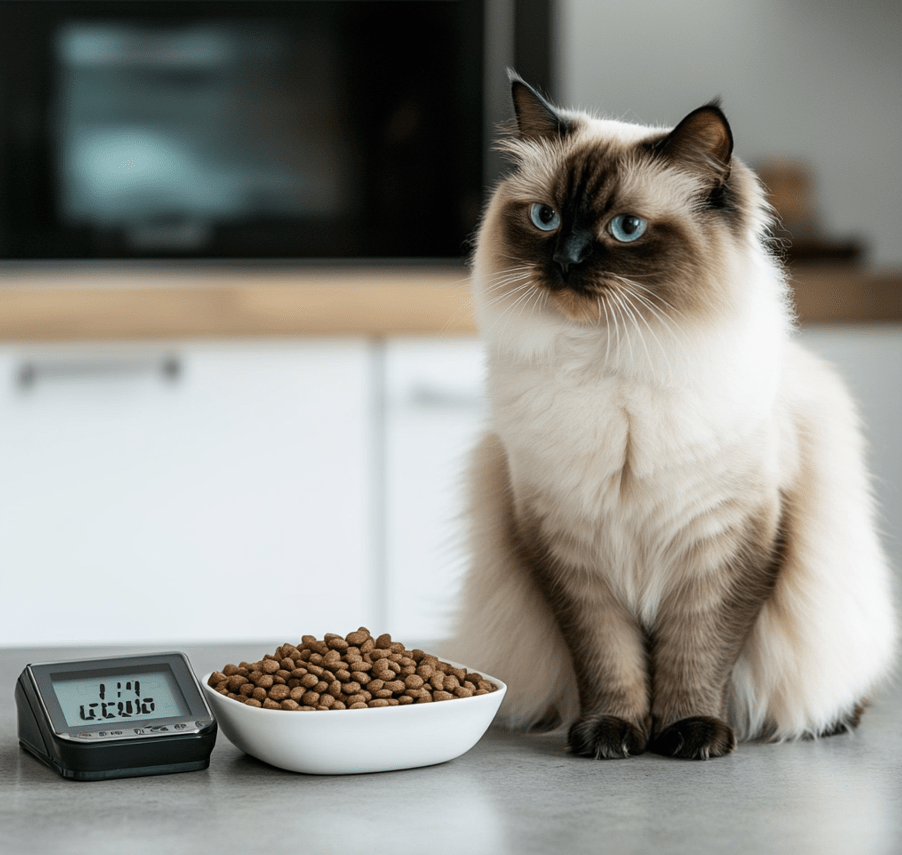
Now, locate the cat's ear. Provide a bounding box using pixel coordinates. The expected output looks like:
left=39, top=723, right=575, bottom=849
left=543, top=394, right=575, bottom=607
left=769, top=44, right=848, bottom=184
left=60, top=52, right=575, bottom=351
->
left=656, top=101, right=733, bottom=182
left=509, top=71, right=571, bottom=142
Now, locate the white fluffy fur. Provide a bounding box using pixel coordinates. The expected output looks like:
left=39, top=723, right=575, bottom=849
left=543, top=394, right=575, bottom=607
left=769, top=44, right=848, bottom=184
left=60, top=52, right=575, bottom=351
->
left=446, top=115, right=897, bottom=741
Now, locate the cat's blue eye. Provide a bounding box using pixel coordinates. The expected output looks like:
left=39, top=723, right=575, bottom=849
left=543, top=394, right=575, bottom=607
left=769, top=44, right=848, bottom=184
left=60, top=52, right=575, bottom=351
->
left=609, top=214, right=648, bottom=243
left=529, top=203, right=561, bottom=232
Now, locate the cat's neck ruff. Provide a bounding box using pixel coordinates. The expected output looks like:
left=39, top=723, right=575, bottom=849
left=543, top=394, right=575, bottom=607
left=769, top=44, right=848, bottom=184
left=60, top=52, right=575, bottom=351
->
left=474, top=244, right=791, bottom=484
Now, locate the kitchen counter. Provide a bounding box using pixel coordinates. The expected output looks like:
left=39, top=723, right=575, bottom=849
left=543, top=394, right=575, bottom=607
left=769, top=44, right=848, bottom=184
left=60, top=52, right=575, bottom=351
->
left=3, top=642, right=901, bottom=855
left=0, top=263, right=900, bottom=342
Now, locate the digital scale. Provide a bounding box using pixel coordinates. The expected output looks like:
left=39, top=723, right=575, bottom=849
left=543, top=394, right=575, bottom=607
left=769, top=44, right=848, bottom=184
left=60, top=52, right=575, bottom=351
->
left=16, top=652, right=217, bottom=781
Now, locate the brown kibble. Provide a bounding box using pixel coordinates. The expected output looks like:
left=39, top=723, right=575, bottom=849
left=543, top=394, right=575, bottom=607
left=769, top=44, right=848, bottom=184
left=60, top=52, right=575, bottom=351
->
left=213, top=634, right=496, bottom=713
left=345, top=629, right=370, bottom=646
left=404, top=688, right=428, bottom=699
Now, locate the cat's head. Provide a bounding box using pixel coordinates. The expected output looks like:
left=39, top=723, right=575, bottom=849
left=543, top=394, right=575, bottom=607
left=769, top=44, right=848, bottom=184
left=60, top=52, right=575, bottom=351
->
left=473, top=75, right=785, bottom=361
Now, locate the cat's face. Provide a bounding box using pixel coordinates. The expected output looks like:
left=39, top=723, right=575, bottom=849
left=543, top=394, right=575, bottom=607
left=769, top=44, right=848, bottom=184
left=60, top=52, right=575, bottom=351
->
left=475, top=77, right=772, bottom=335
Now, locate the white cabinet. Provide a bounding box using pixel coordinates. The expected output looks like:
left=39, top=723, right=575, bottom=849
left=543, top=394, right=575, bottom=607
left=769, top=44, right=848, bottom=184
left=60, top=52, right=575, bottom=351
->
left=2, top=327, right=896, bottom=648
left=0, top=339, right=376, bottom=645
left=383, top=337, right=486, bottom=642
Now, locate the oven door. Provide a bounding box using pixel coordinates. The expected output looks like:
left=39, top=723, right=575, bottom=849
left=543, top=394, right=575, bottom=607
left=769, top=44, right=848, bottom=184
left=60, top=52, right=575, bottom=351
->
left=0, top=0, right=485, bottom=260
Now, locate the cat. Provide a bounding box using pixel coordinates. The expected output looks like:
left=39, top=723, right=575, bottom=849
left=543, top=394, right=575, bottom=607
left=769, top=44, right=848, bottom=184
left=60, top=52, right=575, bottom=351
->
left=445, top=74, right=897, bottom=760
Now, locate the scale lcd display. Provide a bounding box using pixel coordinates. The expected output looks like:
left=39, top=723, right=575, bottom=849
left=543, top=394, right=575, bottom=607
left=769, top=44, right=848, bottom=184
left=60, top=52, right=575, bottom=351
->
left=51, top=666, right=190, bottom=727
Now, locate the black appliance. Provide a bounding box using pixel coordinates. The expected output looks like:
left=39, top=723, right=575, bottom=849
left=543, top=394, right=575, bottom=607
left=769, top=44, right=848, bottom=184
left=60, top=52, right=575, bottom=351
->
left=0, top=0, right=537, bottom=261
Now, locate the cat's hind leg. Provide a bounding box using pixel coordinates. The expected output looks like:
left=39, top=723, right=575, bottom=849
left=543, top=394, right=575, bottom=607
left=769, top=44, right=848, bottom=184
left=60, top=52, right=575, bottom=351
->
left=443, top=431, right=580, bottom=732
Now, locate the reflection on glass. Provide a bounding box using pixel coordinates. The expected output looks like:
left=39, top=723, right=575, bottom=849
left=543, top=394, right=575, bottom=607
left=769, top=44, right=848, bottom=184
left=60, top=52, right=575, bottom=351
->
left=56, top=21, right=354, bottom=248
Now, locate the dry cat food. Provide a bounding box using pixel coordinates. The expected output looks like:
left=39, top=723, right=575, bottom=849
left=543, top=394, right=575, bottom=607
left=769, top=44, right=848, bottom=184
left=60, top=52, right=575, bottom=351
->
left=208, top=628, right=498, bottom=710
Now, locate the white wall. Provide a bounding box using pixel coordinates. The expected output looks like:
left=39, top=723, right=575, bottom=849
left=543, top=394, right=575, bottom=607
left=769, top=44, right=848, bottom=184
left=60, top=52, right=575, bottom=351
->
left=558, top=0, right=902, bottom=267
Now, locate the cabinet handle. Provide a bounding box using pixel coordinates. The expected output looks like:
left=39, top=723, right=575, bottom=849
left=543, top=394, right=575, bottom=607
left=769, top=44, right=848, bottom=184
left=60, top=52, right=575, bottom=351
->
left=407, top=382, right=484, bottom=409
left=17, top=355, right=181, bottom=389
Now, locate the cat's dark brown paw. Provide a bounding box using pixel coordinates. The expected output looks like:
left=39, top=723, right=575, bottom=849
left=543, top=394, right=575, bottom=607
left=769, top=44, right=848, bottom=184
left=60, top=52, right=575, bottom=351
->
left=650, top=716, right=736, bottom=760
left=568, top=715, right=648, bottom=759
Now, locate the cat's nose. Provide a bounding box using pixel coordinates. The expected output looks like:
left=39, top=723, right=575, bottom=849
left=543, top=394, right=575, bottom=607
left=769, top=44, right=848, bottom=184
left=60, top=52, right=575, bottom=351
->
left=553, top=232, right=593, bottom=278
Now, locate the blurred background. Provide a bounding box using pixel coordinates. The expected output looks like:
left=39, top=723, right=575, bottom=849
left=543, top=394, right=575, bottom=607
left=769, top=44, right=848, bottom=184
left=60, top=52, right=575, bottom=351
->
left=0, top=0, right=899, bottom=648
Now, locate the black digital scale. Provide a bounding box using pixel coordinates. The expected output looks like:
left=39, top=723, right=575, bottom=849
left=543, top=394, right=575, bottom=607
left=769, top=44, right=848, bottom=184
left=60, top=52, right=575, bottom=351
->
left=16, top=652, right=217, bottom=781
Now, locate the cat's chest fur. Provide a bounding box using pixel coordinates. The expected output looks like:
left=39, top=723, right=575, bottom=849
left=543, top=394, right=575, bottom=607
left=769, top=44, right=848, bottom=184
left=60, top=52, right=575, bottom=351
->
left=487, top=344, right=781, bottom=617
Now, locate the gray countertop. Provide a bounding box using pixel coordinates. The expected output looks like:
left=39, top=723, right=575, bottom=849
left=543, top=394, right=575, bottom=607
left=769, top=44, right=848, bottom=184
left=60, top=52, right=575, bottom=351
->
left=3, top=642, right=901, bottom=855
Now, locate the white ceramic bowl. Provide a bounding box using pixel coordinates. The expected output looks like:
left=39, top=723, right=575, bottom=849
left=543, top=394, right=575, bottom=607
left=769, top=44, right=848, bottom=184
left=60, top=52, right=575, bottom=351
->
left=202, top=664, right=507, bottom=775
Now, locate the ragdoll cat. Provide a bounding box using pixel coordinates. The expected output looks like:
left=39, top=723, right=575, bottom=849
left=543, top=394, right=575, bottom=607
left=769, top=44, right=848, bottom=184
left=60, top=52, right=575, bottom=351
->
left=446, top=75, right=897, bottom=760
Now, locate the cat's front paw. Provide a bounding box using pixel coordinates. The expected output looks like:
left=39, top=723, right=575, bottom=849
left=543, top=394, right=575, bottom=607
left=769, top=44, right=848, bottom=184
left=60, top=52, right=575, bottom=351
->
left=650, top=716, right=736, bottom=760
left=568, top=715, right=648, bottom=759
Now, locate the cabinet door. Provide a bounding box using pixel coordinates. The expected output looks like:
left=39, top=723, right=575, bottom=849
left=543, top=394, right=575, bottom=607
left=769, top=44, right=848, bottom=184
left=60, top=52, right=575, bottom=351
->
left=0, top=339, right=376, bottom=645
left=383, top=337, right=487, bottom=642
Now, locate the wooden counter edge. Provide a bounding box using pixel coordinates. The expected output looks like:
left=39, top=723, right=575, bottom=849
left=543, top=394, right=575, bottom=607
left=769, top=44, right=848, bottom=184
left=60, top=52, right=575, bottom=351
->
left=0, top=264, right=899, bottom=342
left=0, top=267, right=478, bottom=341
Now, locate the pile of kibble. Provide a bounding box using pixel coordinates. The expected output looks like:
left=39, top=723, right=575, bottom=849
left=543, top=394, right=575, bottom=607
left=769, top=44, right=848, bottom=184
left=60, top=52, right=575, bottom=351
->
left=207, top=628, right=498, bottom=710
